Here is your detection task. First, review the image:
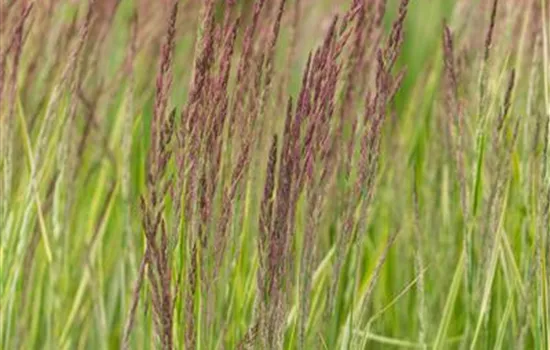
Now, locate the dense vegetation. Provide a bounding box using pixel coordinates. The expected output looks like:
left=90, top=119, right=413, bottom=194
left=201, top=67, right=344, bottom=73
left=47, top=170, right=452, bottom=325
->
left=1, top=0, right=549, bottom=349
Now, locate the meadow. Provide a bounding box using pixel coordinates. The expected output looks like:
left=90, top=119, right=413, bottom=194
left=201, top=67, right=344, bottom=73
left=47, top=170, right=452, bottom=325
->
left=0, top=0, right=549, bottom=349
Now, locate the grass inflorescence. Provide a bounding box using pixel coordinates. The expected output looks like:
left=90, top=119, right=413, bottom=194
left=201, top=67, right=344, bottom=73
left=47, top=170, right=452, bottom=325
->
left=1, top=0, right=549, bottom=349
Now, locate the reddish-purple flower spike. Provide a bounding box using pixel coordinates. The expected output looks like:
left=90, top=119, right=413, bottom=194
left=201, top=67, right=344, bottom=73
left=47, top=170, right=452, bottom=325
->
left=217, top=18, right=240, bottom=97
left=232, top=0, right=267, bottom=107
left=291, top=57, right=313, bottom=189
left=303, top=135, right=316, bottom=185
left=248, top=51, right=266, bottom=127
left=205, top=18, right=240, bottom=177
left=134, top=1, right=180, bottom=349
left=307, top=50, right=322, bottom=87
left=206, top=17, right=240, bottom=157
left=374, top=0, right=387, bottom=28
left=385, top=0, right=409, bottom=70
left=220, top=0, right=237, bottom=46
left=300, top=54, right=312, bottom=92
left=230, top=49, right=266, bottom=190
left=273, top=98, right=294, bottom=246
left=478, top=0, right=499, bottom=114
left=319, top=17, right=338, bottom=67
left=179, top=0, right=216, bottom=223
left=150, top=0, right=178, bottom=183
left=277, top=0, right=301, bottom=103
left=295, top=53, right=312, bottom=126
left=443, top=22, right=458, bottom=101
left=0, top=2, right=32, bottom=102
left=370, top=49, right=387, bottom=116
left=1, top=2, right=33, bottom=254
left=442, top=21, right=469, bottom=219
left=496, top=69, right=515, bottom=133
left=216, top=51, right=267, bottom=264
left=182, top=0, right=216, bottom=121
left=334, top=24, right=354, bottom=59
left=387, top=67, right=406, bottom=101
left=308, top=55, right=332, bottom=124
left=0, top=1, right=33, bottom=55
left=260, top=135, right=278, bottom=251
left=318, top=64, right=340, bottom=157
left=342, top=0, right=363, bottom=31
left=485, top=0, right=499, bottom=63
left=264, top=0, right=287, bottom=90
left=282, top=96, right=294, bottom=158
left=256, top=134, right=279, bottom=338
left=198, top=170, right=210, bottom=237
left=306, top=71, right=334, bottom=167
left=340, top=0, right=366, bottom=118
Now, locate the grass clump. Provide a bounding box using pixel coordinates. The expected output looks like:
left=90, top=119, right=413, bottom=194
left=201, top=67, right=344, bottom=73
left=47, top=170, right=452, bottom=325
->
left=0, top=0, right=549, bottom=349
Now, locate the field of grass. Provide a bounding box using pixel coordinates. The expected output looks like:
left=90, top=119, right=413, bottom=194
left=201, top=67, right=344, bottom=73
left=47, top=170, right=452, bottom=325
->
left=1, top=0, right=549, bottom=349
